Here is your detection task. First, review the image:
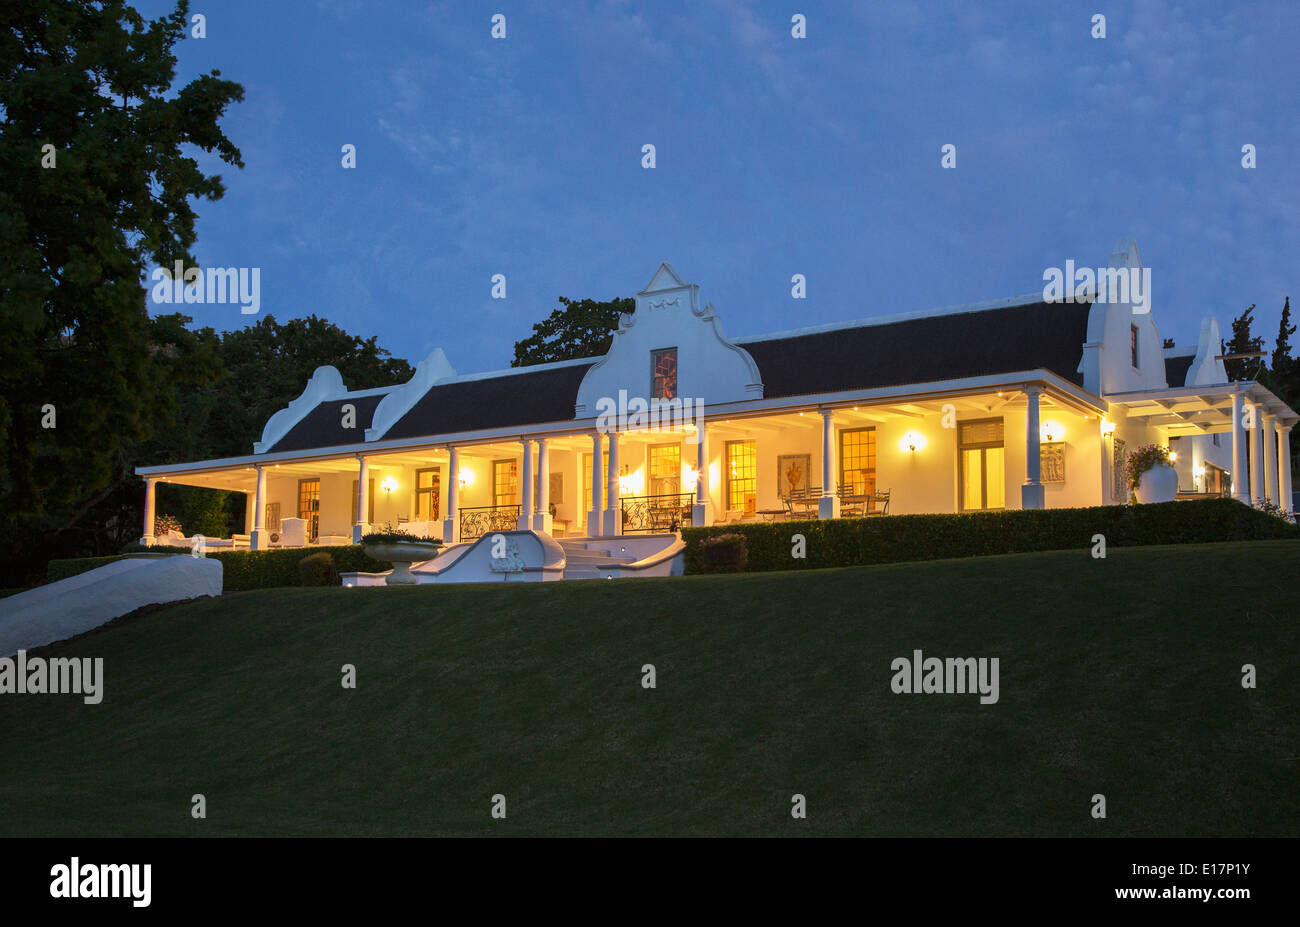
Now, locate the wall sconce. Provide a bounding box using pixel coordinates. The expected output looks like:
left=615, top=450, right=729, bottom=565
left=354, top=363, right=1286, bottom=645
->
left=1168, top=451, right=1177, bottom=462
left=1100, top=420, right=1116, bottom=437
left=899, top=430, right=926, bottom=453
left=381, top=475, right=399, bottom=496
left=684, top=465, right=699, bottom=486
left=1041, top=421, right=1064, bottom=442
left=457, top=468, right=474, bottom=488
left=1193, top=464, right=1205, bottom=480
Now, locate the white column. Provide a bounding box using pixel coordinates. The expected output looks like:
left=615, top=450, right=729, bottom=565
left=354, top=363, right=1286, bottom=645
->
left=519, top=439, right=534, bottom=530
left=1021, top=386, right=1045, bottom=509
left=353, top=455, right=369, bottom=543
left=587, top=432, right=604, bottom=537
left=691, top=422, right=710, bottom=528
left=533, top=438, right=552, bottom=533
left=603, top=432, right=622, bottom=536
left=243, top=490, right=254, bottom=536
left=1280, top=425, right=1294, bottom=518
left=250, top=466, right=268, bottom=550
left=443, top=446, right=460, bottom=543
left=1250, top=402, right=1265, bottom=506
left=1231, top=393, right=1249, bottom=503
left=141, top=477, right=157, bottom=546
left=1263, top=413, right=1278, bottom=505
left=818, top=409, right=841, bottom=519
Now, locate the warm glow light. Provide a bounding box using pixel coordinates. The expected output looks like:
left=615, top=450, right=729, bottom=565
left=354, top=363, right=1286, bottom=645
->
left=685, top=465, right=699, bottom=486
left=1193, top=465, right=1205, bottom=479
left=1041, top=420, right=1064, bottom=442
left=1101, top=419, right=1116, bottom=436
left=381, top=475, right=399, bottom=494
left=1168, top=451, right=1177, bottom=462
left=900, top=430, right=927, bottom=453
left=457, top=468, right=475, bottom=487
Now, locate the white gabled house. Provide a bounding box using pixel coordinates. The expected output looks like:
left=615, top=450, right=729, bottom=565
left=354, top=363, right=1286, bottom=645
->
left=136, top=240, right=1297, bottom=578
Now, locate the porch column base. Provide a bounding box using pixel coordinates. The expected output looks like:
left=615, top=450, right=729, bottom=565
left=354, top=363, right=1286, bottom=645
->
left=1021, top=482, right=1045, bottom=510
left=532, top=512, right=553, bottom=534
left=352, top=524, right=364, bottom=544
left=818, top=496, right=840, bottom=519
left=442, top=518, right=457, bottom=544
left=517, top=512, right=532, bottom=531
left=250, top=528, right=269, bottom=551
left=691, top=502, right=710, bottom=529
left=587, top=509, right=603, bottom=537
left=140, top=535, right=156, bottom=548
left=602, top=508, right=621, bottom=536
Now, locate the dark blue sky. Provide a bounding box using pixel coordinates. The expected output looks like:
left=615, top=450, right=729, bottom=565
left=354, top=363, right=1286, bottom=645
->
left=142, top=0, right=1300, bottom=376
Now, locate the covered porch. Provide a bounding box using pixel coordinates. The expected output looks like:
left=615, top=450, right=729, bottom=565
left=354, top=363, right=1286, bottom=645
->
left=136, top=374, right=1116, bottom=547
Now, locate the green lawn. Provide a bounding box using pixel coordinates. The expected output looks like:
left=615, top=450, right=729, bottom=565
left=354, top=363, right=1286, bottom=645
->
left=1, top=540, right=1296, bottom=836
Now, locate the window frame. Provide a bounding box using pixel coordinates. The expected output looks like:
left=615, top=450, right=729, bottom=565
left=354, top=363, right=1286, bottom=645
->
left=414, top=466, right=441, bottom=521
left=957, top=417, right=1005, bottom=513
left=297, top=477, right=321, bottom=541
left=1131, top=324, right=1140, bottom=369
left=725, top=439, right=757, bottom=513
left=492, top=458, right=518, bottom=509
left=838, top=426, right=877, bottom=496
left=651, top=347, right=678, bottom=400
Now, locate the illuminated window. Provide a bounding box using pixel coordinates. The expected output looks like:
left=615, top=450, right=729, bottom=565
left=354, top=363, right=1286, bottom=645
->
left=493, top=459, right=518, bottom=508
left=726, top=440, right=756, bottom=513
left=298, top=478, right=320, bottom=541
left=839, top=427, right=876, bottom=495
left=649, top=443, right=681, bottom=495
left=414, top=467, right=440, bottom=520
left=958, top=419, right=1005, bottom=512
left=651, top=348, right=677, bottom=399
left=582, top=451, right=609, bottom=511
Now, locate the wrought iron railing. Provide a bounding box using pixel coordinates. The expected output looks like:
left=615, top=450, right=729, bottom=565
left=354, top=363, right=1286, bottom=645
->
left=620, top=492, right=694, bottom=534
left=459, top=505, right=522, bottom=542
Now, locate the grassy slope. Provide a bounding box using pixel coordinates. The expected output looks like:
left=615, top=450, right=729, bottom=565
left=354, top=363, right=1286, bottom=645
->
left=1, top=540, right=1296, bottom=836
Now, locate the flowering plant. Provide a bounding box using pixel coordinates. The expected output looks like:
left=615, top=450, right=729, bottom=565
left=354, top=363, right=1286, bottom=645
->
left=1125, top=444, right=1172, bottom=490
left=154, top=513, right=183, bottom=536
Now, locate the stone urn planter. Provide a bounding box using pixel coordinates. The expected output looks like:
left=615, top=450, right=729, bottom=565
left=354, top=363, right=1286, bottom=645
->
left=1135, top=462, right=1179, bottom=504
left=363, top=541, right=442, bottom=586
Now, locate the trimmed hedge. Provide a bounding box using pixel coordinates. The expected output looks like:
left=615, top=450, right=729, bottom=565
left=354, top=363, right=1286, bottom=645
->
left=682, top=499, right=1298, bottom=574
left=47, top=546, right=390, bottom=591
left=47, top=555, right=127, bottom=583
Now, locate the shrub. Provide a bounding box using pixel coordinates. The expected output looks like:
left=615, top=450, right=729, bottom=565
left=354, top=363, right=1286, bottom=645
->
left=681, top=498, right=1298, bottom=574
left=298, top=552, right=338, bottom=586
left=360, top=522, right=442, bottom=545
left=47, top=555, right=127, bottom=583
left=698, top=532, right=748, bottom=573
left=153, top=513, right=183, bottom=536
left=48, top=546, right=389, bottom=591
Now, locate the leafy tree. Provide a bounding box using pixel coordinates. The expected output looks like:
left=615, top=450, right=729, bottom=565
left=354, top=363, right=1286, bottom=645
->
left=0, top=0, right=243, bottom=581
left=205, top=314, right=414, bottom=459
left=512, top=296, right=634, bottom=367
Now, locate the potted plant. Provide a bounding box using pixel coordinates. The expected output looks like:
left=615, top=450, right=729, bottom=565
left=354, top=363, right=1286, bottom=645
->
left=1126, top=444, right=1178, bottom=504
left=361, top=523, right=443, bottom=585
left=699, top=532, right=748, bottom=573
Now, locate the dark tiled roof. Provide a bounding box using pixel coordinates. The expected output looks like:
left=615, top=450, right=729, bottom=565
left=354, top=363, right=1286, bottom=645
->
left=740, top=300, right=1092, bottom=398
left=1164, top=354, right=1193, bottom=387
left=382, top=362, right=594, bottom=441
left=268, top=392, right=387, bottom=452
